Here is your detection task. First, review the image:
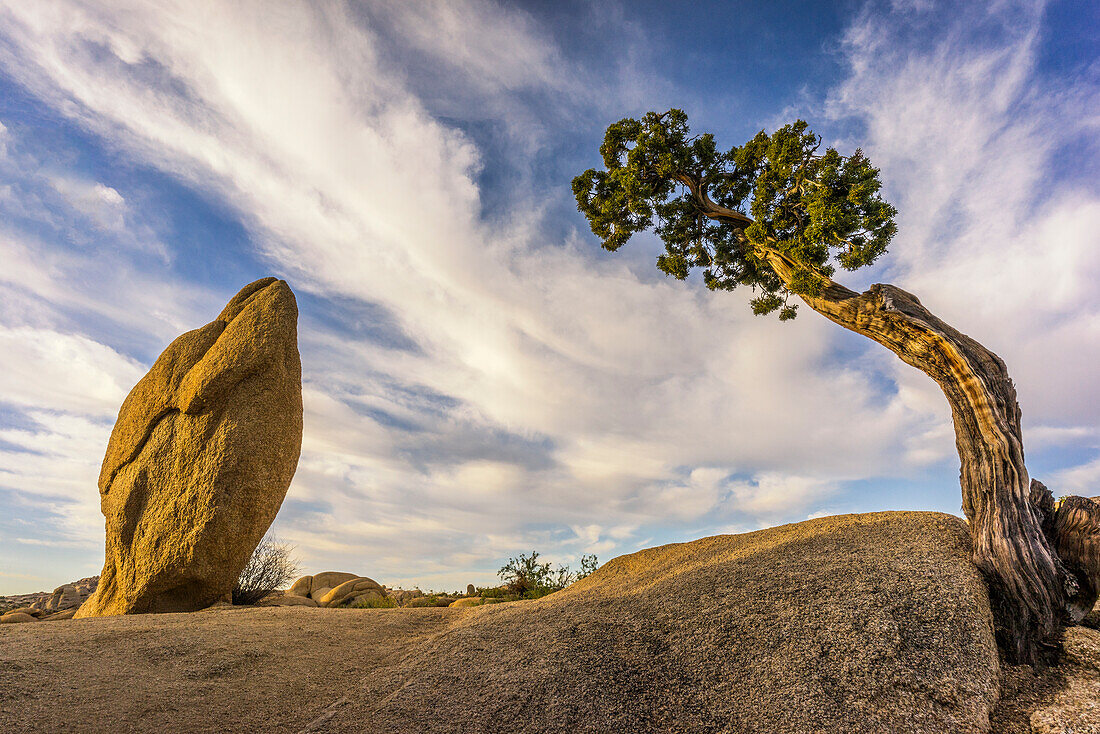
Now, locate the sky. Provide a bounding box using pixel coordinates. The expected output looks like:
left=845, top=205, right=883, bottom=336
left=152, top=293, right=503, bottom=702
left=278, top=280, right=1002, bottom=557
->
left=0, top=0, right=1097, bottom=595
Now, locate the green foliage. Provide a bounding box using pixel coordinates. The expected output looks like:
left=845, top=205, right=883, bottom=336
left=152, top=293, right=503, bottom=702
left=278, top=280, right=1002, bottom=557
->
left=477, top=585, right=510, bottom=599
left=577, top=553, right=598, bottom=581
left=497, top=551, right=600, bottom=599
left=350, top=595, right=397, bottom=609
left=573, top=110, right=897, bottom=319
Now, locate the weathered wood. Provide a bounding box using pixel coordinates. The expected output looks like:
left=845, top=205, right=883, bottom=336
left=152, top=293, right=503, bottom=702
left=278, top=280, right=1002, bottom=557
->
left=688, top=191, right=1095, bottom=663
left=1050, top=495, right=1100, bottom=620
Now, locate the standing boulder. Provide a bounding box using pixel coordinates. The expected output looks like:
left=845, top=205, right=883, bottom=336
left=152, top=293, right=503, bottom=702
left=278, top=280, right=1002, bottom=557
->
left=76, top=278, right=303, bottom=618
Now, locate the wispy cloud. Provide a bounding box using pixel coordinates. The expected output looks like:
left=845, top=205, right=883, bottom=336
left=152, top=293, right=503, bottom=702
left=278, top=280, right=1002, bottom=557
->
left=0, top=0, right=1095, bottom=593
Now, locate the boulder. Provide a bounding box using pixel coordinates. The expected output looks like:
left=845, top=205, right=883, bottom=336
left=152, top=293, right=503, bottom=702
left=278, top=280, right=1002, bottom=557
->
left=309, top=572, right=359, bottom=598
left=466, top=584, right=476, bottom=596
left=75, top=278, right=303, bottom=618
left=387, top=589, right=424, bottom=606
left=345, top=591, right=386, bottom=608
left=45, top=584, right=81, bottom=612
left=285, top=571, right=364, bottom=601
left=319, top=578, right=385, bottom=608
left=286, top=575, right=313, bottom=598
left=7, top=607, right=43, bottom=618
left=357, top=512, right=1001, bottom=733
left=0, top=612, right=37, bottom=624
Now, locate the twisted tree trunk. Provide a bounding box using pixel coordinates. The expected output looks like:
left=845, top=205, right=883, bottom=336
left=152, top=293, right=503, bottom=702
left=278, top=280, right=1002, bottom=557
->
left=693, top=192, right=1096, bottom=663
left=761, top=248, right=1099, bottom=663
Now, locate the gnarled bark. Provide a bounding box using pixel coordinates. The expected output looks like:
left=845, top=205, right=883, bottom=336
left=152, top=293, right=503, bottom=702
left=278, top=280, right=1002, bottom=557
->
left=691, top=193, right=1095, bottom=663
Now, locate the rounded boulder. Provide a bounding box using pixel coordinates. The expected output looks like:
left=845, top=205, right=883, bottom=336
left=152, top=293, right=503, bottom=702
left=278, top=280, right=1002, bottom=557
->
left=286, top=575, right=313, bottom=598
left=309, top=572, right=360, bottom=599
left=319, top=578, right=385, bottom=608
left=0, top=612, right=37, bottom=624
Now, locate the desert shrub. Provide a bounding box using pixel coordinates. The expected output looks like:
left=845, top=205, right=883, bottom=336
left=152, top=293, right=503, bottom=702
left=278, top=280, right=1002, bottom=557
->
left=350, top=595, right=397, bottom=609
left=498, top=551, right=600, bottom=599
left=577, top=554, right=599, bottom=581
left=232, top=536, right=299, bottom=605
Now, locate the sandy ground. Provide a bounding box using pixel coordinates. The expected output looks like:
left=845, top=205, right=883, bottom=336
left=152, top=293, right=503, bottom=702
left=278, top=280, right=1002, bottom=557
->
left=0, top=605, right=460, bottom=732
left=3, top=601, right=1085, bottom=733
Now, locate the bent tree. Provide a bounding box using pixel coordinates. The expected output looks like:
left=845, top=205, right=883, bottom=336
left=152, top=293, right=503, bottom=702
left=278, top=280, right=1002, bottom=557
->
left=572, top=110, right=1099, bottom=664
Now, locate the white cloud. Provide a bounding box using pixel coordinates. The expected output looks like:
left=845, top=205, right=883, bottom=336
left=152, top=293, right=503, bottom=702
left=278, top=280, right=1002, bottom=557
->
left=0, top=0, right=1095, bottom=592
left=828, top=0, right=1100, bottom=431
left=1051, top=457, right=1100, bottom=498
left=0, top=326, right=144, bottom=415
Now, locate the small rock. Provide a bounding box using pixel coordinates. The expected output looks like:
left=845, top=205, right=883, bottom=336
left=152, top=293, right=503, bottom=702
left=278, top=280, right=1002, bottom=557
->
left=388, top=589, right=424, bottom=606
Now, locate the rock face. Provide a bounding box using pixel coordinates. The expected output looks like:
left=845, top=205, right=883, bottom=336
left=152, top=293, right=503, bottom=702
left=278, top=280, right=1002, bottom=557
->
left=356, top=512, right=1001, bottom=733
left=75, top=278, right=302, bottom=618
left=3, top=512, right=1083, bottom=732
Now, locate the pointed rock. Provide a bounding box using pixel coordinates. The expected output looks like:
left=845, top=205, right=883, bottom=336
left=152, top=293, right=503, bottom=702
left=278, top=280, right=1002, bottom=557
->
left=76, top=278, right=303, bottom=617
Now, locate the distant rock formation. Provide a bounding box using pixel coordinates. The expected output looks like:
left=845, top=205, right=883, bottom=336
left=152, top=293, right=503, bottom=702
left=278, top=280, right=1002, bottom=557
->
left=1, top=577, right=98, bottom=616
left=286, top=572, right=385, bottom=607
left=76, top=278, right=303, bottom=618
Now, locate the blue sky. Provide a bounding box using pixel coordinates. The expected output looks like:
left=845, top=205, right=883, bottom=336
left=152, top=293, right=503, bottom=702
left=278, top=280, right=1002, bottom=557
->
left=0, top=0, right=1097, bottom=595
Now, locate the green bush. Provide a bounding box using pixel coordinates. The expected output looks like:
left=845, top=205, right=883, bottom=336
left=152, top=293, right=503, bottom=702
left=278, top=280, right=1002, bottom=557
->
left=497, top=551, right=600, bottom=599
